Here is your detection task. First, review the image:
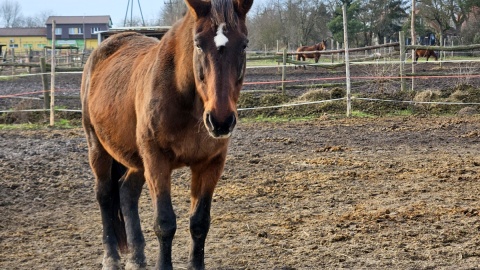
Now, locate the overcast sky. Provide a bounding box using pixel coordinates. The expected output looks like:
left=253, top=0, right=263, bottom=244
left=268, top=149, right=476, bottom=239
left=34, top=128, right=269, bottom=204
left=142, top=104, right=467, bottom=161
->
left=19, top=0, right=163, bottom=26
left=18, top=0, right=263, bottom=27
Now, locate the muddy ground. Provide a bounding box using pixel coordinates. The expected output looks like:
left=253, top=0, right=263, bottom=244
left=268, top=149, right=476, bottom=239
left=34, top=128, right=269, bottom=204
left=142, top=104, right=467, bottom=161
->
left=1, top=59, right=480, bottom=269
left=1, top=115, right=480, bottom=269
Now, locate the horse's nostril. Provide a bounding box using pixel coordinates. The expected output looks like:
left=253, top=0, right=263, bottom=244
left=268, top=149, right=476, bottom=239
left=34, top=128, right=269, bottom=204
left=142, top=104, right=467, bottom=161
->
left=206, top=112, right=215, bottom=130
left=204, top=112, right=236, bottom=137
left=226, top=113, right=236, bottom=131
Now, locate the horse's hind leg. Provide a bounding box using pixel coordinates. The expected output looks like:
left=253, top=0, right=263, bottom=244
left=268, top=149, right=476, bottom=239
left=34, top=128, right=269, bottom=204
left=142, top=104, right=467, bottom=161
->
left=119, top=170, right=147, bottom=269
left=84, top=129, right=126, bottom=269
left=188, top=157, right=225, bottom=269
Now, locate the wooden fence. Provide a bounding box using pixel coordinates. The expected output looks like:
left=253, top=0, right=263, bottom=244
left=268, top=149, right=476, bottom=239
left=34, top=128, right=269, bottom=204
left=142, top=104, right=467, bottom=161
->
left=0, top=46, right=87, bottom=74
left=273, top=32, right=480, bottom=93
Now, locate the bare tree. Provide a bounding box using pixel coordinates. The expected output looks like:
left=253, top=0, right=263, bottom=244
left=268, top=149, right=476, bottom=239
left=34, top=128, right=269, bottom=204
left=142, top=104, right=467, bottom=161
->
left=248, top=0, right=331, bottom=50
left=17, top=10, right=55, bottom=27
left=248, top=1, right=284, bottom=50
left=0, top=0, right=21, bottom=27
left=158, top=0, right=186, bottom=26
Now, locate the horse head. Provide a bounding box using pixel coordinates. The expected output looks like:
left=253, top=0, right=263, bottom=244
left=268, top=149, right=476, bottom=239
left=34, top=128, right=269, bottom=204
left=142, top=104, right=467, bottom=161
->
left=318, top=39, right=327, bottom=51
left=186, top=0, right=253, bottom=138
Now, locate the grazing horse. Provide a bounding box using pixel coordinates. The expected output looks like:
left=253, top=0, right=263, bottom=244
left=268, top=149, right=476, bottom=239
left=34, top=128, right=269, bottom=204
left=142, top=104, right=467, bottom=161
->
left=415, top=49, right=438, bottom=62
left=296, top=40, right=327, bottom=64
left=80, top=0, right=252, bottom=269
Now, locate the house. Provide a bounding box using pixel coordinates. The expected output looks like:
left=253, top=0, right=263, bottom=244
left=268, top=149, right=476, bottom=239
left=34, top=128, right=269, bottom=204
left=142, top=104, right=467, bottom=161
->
left=0, top=27, right=47, bottom=52
left=46, top=16, right=112, bottom=50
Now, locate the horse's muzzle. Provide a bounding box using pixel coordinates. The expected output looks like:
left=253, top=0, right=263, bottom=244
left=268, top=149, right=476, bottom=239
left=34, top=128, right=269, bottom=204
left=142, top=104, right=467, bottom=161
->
left=205, top=111, right=236, bottom=138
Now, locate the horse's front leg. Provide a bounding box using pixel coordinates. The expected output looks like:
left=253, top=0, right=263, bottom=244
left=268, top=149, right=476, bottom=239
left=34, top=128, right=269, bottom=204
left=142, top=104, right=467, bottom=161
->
left=142, top=155, right=176, bottom=270
left=188, top=155, right=226, bottom=270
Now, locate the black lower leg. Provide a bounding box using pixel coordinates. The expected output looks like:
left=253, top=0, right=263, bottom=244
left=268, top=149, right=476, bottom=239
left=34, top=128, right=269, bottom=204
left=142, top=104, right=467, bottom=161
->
left=154, top=195, right=177, bottom=270
left=188, top=197, right=212, bottom=270
left=120, top=173, right=146, bottom=267
left=97, top=183, right=122, bottom=266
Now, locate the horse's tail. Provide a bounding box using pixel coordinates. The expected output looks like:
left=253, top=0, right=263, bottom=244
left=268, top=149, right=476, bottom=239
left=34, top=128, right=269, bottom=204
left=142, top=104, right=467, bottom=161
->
left=111, top=159, right=129, bottom=254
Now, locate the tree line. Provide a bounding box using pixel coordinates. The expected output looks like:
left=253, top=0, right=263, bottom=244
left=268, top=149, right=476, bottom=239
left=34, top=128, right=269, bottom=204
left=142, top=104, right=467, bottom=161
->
left=249, top=0, right=480, bottom=50
left=2, top=0, right=480, bottom=50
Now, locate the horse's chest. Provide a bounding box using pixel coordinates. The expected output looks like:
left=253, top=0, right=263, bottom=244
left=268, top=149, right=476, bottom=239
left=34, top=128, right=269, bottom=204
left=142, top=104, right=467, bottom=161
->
left=158, top=129, right=226, bottom=166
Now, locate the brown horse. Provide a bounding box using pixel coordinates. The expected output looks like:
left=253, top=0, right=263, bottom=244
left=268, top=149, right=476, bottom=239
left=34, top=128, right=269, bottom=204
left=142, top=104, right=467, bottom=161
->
left=296, top=39, right=327, bottom=66
left=415, top=49, right=438, bottom=62
left=80, top=0, right=252, bottom=269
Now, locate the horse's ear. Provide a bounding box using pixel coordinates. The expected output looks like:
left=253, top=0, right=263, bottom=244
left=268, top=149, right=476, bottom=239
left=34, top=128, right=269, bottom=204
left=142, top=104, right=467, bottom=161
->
left=185, top=0, right=211, bottom=19
left=234, top=0, right=253, bottom=18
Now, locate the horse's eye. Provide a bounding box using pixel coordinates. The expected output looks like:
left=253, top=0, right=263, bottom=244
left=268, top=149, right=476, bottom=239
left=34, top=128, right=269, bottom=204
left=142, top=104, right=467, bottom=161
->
left=194, top=41, right=203, bottom=52
left=242, top=40, right=249, bottom=52
left=199, top=66, right=205, bottom=82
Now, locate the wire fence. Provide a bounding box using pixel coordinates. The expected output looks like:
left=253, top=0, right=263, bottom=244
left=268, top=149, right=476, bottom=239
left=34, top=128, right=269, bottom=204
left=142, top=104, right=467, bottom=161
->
left=1, top=50, right=480, bottom=120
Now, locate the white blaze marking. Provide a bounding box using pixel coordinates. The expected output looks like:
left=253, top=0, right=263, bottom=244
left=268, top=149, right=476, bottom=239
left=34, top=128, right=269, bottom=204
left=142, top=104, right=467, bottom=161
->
left=214, top=23, right=228, bottom=48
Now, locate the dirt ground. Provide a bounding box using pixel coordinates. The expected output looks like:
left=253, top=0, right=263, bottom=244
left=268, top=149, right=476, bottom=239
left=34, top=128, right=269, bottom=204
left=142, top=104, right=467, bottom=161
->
left=1, top=115, right=480, bottom=269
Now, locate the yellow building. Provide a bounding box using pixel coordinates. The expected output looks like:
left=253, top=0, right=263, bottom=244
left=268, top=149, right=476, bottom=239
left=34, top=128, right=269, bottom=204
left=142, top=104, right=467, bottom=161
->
left=0, top=28, right=47, bottom=53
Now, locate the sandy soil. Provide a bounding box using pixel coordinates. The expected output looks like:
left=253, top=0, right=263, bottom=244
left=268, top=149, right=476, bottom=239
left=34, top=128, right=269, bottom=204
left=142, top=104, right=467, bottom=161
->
left=1, top=115, right=480, bottom=269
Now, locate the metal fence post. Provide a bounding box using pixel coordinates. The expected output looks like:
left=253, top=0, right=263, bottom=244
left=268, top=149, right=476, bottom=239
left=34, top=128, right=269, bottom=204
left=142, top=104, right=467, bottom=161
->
left=282, top=48, right=287, bottom=94
left=399, top=31, right=406, bottom=92
left=342, top=4, right=351, bottom=117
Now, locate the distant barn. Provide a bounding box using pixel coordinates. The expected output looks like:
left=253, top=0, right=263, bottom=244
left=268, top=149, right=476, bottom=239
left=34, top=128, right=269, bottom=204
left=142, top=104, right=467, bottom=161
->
left=98, top=26, right=171, bottom=43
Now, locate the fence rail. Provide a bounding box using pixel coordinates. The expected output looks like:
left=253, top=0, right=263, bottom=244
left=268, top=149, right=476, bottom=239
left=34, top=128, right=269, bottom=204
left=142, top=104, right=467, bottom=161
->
left=2, top=32, right=480, bottom=124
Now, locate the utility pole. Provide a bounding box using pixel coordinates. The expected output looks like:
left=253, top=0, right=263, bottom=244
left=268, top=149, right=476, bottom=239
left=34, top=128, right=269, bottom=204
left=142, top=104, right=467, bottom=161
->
left=124, top=0, right=146, bottom=27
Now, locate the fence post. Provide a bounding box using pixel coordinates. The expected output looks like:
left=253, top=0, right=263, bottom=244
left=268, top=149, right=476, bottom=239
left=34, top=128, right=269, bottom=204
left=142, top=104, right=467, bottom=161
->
left=399, top=31, right=406, bottom=92
left=27, top=48, right=32, bottom=73
left=50, top=20, right=56, bottom=126
left=336, top=42, right=340, bottom=62
left=11, top=48, right=14, bottom=75
left=330, top=39, right=334, bottom=63
left=383, top=37, right=387, bottom=62
left=342, top=4, right=351, bottom=117
left=40, top=57, right=50, bottom=110
left=440, top=33, right=444, bottom=68
left=282, top=48, right=287, bottom=95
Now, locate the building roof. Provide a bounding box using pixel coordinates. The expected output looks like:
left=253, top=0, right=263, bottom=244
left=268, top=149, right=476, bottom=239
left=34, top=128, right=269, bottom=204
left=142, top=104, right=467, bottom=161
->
left=46, top=16, right=112, bottom=25
left=0, top=27, right=47, bottom=37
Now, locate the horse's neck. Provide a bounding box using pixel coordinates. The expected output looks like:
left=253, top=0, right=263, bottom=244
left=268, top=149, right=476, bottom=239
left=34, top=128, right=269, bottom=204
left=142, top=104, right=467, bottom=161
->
left=158, top=14, right=200, bottom=112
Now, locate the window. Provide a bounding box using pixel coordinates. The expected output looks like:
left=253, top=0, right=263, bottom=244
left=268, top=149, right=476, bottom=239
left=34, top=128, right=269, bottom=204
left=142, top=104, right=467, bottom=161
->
left=91, top=27, right=100, bottom=34
left=55, top=28, right=62, bottom=35
left=9, top=44, right=18, bottom=48
left=37, top=44, right=46, bottom=48
left=68, top=27, right=83, bottom=35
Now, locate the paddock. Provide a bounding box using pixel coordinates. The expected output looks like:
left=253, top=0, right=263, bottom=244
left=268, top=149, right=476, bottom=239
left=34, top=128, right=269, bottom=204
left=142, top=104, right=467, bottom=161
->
left=1, top=116, right=480, bottom=268
left=1, top=38, right=480, bottom=269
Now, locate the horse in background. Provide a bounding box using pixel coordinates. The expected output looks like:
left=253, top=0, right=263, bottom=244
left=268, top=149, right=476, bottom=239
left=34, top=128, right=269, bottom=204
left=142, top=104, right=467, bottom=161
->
left=80, top=0, right=253, bottom=268
left=296, top=40, right=327, bottom=69
left=415, top=49, right=438, bottom=62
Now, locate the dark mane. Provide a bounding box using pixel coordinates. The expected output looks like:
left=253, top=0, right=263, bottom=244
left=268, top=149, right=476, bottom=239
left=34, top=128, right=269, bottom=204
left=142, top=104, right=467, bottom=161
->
left=211, top=0, right=237, bottom=28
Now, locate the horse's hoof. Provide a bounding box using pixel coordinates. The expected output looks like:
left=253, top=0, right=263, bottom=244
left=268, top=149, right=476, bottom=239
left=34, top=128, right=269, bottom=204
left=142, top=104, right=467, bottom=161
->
left=125, top=260, right=147, bottom=270
left=102, top=256, right=122, bottom=270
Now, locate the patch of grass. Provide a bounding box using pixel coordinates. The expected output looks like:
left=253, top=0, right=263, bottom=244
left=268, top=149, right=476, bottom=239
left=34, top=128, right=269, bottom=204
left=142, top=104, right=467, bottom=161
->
left=387, top=109, right=414, bottom=116
left=246, top=61, right=279, bottom=67
left=0, top=75, right=17, bottom=81
left=350, top=110, right=375, bottom=118
left=0, top=123, right=43, bottom=130
left=57, top=118, right=75, bottom=128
